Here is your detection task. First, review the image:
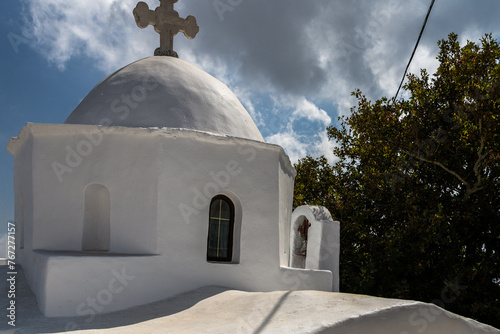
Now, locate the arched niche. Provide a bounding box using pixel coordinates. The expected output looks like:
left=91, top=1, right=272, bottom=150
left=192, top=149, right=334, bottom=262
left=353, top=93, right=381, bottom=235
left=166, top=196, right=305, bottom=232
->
left=289, top=205, right=340, bottom=291
left=290, top=215, right=309, bottom=269
left=82, top=183, right=110, bottom=252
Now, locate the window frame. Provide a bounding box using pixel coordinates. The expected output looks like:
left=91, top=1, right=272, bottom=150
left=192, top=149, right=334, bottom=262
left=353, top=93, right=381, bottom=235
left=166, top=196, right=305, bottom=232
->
left=206, top=195, right=235, bottom=262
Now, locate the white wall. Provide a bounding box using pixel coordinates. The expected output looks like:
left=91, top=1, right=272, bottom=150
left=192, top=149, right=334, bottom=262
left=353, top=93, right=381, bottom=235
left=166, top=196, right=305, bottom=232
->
left=25, top=125, right=159, bottom=254
left=290, top=205, right=340, bottom=292
left=8, top=124, right=336, bottom=317
left=11, top=128, right=35, bottom=288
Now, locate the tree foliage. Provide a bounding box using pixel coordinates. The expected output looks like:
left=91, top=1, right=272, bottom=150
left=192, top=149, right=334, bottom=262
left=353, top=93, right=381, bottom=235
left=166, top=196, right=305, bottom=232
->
left=294, top=33, right=500, bottom=327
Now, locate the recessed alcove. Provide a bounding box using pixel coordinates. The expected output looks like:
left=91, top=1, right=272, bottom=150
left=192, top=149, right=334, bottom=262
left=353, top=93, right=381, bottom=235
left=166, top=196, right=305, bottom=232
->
left=82, top=183, right=110, bottom=252
left=290, top=215, right=309, bottom=269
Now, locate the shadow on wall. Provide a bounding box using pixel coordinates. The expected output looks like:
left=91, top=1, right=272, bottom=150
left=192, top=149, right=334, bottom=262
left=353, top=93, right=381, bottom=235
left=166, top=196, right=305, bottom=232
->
left=0, top=265, right=231, bottom=333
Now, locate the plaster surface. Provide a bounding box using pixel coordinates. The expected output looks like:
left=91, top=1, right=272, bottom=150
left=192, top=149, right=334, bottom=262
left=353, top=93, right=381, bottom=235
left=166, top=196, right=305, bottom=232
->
left=7, top=124, right=338, bottom=317
left=64, top=56, right=264, bottom=142
left=290, top=205, right=340, bottom=292
left=1, top=267, right=498, bottom=334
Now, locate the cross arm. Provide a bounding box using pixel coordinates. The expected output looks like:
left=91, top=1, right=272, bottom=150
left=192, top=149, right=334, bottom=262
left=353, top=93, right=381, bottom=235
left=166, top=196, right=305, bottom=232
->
left=180, top=15, right=199, bottom=40
left=133, top=2, right=157, bottom=29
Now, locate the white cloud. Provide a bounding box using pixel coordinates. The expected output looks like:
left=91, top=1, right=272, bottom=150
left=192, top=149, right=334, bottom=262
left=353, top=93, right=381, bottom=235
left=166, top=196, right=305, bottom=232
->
left=408, top=45, right=440, bottom=78
left=20, top=0, right=500, bottom=163
left=265, top=96, right=336, bottom=164
left=266, top=124, right=337, bottom=165
left=292, top=97, right=331, bottom=125
left=23, top=0, right=158, bottom=72
left=312, top=130, right=338, bottom=164
left=266, top=125, right=308, bottom=164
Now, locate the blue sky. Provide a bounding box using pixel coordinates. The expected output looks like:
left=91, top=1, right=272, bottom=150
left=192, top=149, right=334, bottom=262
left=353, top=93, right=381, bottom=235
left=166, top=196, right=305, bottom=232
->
left=1, top=0, right=500, bottom=256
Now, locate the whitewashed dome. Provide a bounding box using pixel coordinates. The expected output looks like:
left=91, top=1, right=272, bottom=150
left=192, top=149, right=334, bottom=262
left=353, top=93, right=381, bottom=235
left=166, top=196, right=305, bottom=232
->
left=65, top=56, right=264, bottom=142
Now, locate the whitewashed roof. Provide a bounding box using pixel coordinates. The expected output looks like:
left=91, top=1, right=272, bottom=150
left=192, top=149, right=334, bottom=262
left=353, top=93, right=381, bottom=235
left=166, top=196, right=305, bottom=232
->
left=65, top=56, right=264, bottom=142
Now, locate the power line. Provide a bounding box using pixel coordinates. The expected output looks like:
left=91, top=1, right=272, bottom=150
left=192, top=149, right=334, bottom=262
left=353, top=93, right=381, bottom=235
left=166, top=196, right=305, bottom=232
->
left=393, top=0, right=436, bottom=103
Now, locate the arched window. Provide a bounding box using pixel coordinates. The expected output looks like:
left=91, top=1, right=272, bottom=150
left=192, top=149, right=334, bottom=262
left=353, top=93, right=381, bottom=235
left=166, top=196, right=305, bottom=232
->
left=207, top=195, right=234, bottom=262
left=82, top=184, right=110, bottom=252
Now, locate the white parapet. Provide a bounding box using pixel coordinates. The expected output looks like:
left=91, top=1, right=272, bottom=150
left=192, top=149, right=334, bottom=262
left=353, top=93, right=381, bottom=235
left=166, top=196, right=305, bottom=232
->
left=290, top=205, right=340, bottom=292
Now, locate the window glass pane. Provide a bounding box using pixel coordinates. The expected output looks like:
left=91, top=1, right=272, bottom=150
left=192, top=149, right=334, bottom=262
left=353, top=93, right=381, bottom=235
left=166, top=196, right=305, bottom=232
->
left=220, top=200, right=231, bottom=219
left=208, top=220, right=219, bottom=249
left=210, top=200, right=221, bottom=215
left=208, top=219, right=220, bottom=256
left=218, top=221, right=230, bottom=256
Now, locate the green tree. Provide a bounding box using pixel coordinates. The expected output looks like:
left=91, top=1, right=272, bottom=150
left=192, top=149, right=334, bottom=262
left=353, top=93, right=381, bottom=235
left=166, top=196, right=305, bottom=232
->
left=294, top=33, right=500, bottom=327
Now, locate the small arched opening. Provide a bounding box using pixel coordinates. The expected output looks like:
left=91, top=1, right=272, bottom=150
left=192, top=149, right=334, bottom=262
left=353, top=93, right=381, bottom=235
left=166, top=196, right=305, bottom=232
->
left=290, top=215, right=311, bottom=269
left=82, top=183, right=110, bottom=252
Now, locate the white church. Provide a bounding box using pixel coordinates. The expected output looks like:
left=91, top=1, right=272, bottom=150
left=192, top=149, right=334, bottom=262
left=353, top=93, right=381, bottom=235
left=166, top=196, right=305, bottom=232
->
left=7, top=0, right=340, bottom=317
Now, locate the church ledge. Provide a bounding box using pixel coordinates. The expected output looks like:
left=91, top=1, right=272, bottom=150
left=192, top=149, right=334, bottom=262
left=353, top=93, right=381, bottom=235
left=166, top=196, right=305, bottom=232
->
left=6, top=123, right=296, bottom=176
left=33, top=250, right=160, bottom=257
left=279, top=265, right=332, bottom=274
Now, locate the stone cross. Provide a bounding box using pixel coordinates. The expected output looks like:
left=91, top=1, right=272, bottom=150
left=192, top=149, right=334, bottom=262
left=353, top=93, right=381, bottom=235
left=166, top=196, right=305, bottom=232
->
left=133, top=0, right=199, bottom=58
